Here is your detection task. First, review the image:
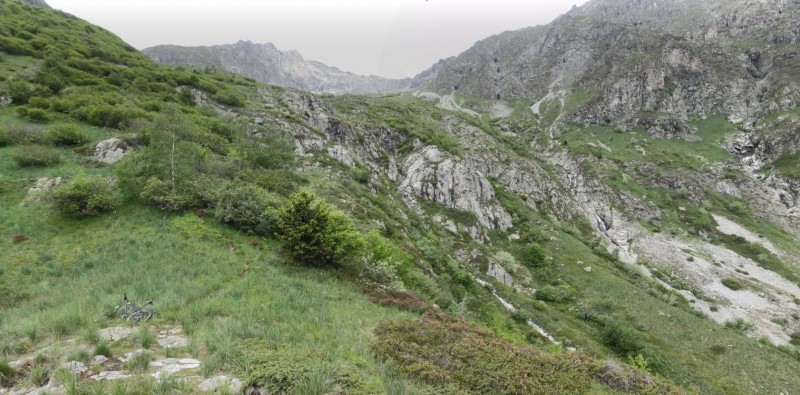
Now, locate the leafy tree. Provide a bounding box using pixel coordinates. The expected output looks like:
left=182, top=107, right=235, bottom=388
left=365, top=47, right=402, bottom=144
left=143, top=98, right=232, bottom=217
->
left=117, top=104, right=208, bottom=210
left=277, top=192, right=363, bottom=267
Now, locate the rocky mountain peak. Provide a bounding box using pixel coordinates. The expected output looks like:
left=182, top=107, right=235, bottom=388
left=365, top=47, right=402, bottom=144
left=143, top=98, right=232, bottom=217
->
left=143, top=41, right=431, bottom=95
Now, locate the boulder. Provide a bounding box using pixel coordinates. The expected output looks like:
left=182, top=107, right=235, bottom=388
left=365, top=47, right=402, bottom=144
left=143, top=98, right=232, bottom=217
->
left=94, top=138, right=133, bottom=164
left=26, top=177, right=62, bottom=199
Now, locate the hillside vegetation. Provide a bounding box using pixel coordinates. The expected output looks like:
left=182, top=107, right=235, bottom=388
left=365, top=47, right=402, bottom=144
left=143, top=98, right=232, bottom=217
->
left=1, top=2, right=800, bottom=394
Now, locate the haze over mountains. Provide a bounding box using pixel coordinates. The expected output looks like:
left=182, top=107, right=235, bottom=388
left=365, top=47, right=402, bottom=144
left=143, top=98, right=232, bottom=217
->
left=143, top=41, right=444, bottom=95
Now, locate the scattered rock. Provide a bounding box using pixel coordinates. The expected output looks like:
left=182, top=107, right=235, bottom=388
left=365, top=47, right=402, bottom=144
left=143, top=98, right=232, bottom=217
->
left=508, top=233, right=521, bottom=241
left=60, top=361, right=88, bottom=375
left=99, top=327, right=138, bottom=342
left=90, top=355, right=109, bottom=365
left=198, top=375, right=243, bottom=393
left=0, top=94, right=11, bottom=107
left=9, top=356, right=34, bottom=369
left=149, top=358, right=201, bottom=378
left=94, top=138, right=133, bottom=164
left=90, top=371, right=131, bottom=381
left=118, top=349, right=144, bottom=363
left=26, top=177, right=62, bottom=198
left=584, top=266, right=593, bottom=273
left=156, top=335, right=188, bottom=349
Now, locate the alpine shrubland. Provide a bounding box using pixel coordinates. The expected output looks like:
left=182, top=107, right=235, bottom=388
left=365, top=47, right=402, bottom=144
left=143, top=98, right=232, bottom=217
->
left=2, top=1, right=800, bottom=394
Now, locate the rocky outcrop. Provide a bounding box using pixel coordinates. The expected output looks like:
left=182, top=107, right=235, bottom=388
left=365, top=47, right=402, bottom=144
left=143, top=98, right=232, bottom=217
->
left=94, top=137, right=134, bottom=164
left=428, top=0, right=800, bottom=128
left=398, top=146, right=512, bottom=234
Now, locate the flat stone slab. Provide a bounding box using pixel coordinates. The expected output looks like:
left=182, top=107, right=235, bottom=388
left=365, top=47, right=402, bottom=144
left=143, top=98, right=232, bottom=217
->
left=59, top=361, right=88, bottom=375
left=118, top=349, right=144, bottom=363
left=198, top=375, right=243, bottom=393
left=149, top=358, right=201, bottom=378
left=98, top=327, right=138, bottom=342
left=90, top=355, right=109, bottom=365
left=90, top=371, right=131, bottom=381
left=156, top=335, right=188, bottom=349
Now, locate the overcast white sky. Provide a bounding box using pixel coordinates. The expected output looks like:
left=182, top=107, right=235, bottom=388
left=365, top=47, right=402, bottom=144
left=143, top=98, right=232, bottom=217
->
left=45, top=0, right=589, bottom=78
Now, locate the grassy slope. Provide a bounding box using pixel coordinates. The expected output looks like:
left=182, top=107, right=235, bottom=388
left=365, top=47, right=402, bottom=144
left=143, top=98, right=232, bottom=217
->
left=2, top=2, right=800, bottom=394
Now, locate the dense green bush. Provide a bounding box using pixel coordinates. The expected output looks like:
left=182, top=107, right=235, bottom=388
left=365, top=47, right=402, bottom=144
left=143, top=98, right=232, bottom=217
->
left=214, top=89, right=246, bottom=107
left=534, top=285, right=572, bottom=303
left=45, top=124, right=89, bottom=146
left=0, top=359, right=15, bottom=387
left=139, top=177, right=193, bottom=211
left=238, top=341, right=374, bottom=394
left=0, top=128, right=9, bottom=147
left=721, top=278, right=743, bottom=291
left=16, top=106, right=51, bottom=122
left=51, top=175, right=118, bottom=217
left=12, top=145, right=61, bottom=167
left=5, top=79, right=36, bottom=104
left=277, top=192, right=364, bottom=267
left=212, top=183, right=283, bottom=236
left=525, top=243, right=549, bottom=268
left=600, top=317, right=646, bottom=356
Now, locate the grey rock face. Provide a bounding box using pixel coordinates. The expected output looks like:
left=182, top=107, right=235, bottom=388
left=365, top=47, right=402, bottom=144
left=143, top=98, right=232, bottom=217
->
left=399, top=146, right=513, bottom=234
left=428, top=0, right=800, bottom=127
left=144, top=41, right=434, bottom=95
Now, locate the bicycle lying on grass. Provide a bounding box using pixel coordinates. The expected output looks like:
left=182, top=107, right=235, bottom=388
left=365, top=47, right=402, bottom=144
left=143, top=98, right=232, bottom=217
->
left=109, top=293, right=154, bottom=323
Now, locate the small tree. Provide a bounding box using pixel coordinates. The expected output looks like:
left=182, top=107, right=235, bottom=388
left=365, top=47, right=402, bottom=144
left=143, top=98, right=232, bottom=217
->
left=277, top=192, right=363, bottom=267
left=51, top=175, right=118, bottom=217
left=525, top=243, right=548, bottom=268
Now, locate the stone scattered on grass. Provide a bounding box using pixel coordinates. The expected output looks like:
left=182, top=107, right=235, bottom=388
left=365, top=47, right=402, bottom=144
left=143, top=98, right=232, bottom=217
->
left=118, top=349, right=144, bottom=363
left=90, top=355, right=109, bottom=365
left=90, top=371, right=132, bottom=381
left=149, top=358, right=201, bottom=378
left=98, top=327, right=138, bottom=342
left=156, top=335, right=188, bottom=349
left=198, top=375, right=243, bottom=393
left=59, top=361, right=88, bottom=375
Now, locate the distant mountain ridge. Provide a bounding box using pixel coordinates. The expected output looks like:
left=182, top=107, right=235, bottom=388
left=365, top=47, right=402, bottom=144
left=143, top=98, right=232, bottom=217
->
left=143, top=41, right=440, bottom=95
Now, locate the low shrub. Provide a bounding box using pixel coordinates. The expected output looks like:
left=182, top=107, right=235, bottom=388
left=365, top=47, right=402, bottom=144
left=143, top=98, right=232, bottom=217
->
left=0, top=359, right=14, bottom=387
left=139, top=177, right=193, bottom=212
left=45, top=124, right=89, bottom=146
left=4, top=123, right=45, bottom=144
left=12, top=145, right=61, bottom=167
left=50, top=175, right=119, bottom=217
left=535, top=285, right=573, bottom=304
left=360, top=253, right=405, bottom=293
left=212, top=183, right=282, bottom=236
left=372, top=311, right=681, bottom=394
left=721, top=278, right=743, bottom=291
left=23, top=107, right=50, bottom=123
left=237, top=341, right=373, bottom=394
left=214, top=89, right=246, bottom=107
left=0, top=128, right=10, bottom=147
